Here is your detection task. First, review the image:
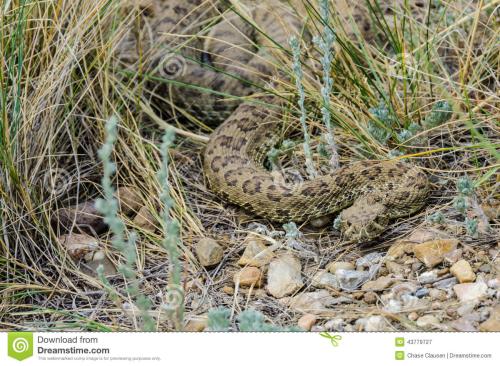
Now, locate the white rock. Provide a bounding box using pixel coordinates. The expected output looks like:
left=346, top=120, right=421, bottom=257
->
left=416, top=314, right=441, bottom=329
left=418, top=270, right=438, bottom=284
left=311, top=270, right=339, bottom=289
left=453, top=281, right=488, bottom=303
left=267, top=254, right=303, bottom=298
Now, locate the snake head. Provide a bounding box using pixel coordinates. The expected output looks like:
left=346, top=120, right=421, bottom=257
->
left=338, top=197, right=389, bottom=242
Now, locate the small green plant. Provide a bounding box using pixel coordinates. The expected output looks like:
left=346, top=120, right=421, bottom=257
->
left=207, top=308, right=300, bottom=331
left=290, top=36, right=316, bottom=178
left=157, top=128, right=184, bottom=330
left=313, top=0, right=339, bottom=168
left=95, top=115, right=154, bottom=331
left=423, top=100, right=453, bottom=128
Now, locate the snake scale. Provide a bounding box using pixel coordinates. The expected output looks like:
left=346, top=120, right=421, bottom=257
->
left=120, top=0, right=431, bottom=241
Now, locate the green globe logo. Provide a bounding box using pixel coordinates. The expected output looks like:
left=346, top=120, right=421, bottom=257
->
left=8, top=332, right=33, bottom=361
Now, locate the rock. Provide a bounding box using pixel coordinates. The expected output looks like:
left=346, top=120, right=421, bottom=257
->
left=385, top=261, right=406, bottom=276
left=479, top=305, right=500, bottom=331
left=363, top=292, right=377, bottom=304
left=413, top=239, right=458, bottom=268
left=386, top=243, right=408, bottom=261
left=115, top=186, right=142, bottom=214
left=433, top=277, right=458, bottom=289
left=384, top=299, right=402, bottom=313
left=298, top=314, right=317, bottom=331
left=80, top=250, right=117, bottom=277
left=487, top=278, right=499, bottom=289
left=408, top=312, right=419, bottom=321
left=133, top=205, right=157, bottom=232
left=391, top=283, right=418, bottom=300
left=237, top=235, right=274, bottom=267
left=326, top=261, right=355, bottom=273
left=361, top=275, right=395, bottom=291
left=58, top=233, right=99, bottom=260
left=415, top=288, right=429, bottom=298
left=356, top=252, right=383, bottom=268
left=443, top=249, right=463, bottom=264
left=311, top=270, right=339, bottom=290
left=267, top=254, right=303, bottom=298
left=457, top=302, right=476, bottom=316
left=355, top=316, right=391, bottom=331
left=453, top=281, right=488, bottom=303
left=448, top=318, right=477, bottom=332
left=418, top=270, right=438, bottom=284
left=53, top=201, right=106, bottom=234
left=324, top=318, right=344, bottom=332
left=336, top=269, right=370, bottom=291
left=416, top=314, right=441, bottom=330
left=450, top=260, right=476, bottom=283
left=289, top=290, right=334, bottom=314
left=184, top=315, right=208, bottom=332
left=429, top=288, right=447, bottom=301
left=195, top=238, right=224, bottom=267
left=309, top=215, right=332, bottom=228
left=222, top=285, right=234, bottom=295
left=233, top=267, right=262, bottom=288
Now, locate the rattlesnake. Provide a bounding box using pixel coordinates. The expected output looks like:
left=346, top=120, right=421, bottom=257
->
left=119, top=0, right=431, bottom=241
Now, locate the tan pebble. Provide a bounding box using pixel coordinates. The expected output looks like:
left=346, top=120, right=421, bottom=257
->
left=450, top=259, right=476, bottom=283
left=363, top=292, right=377, bottom=304
left=234, top=267, right=262, bottom=288
left=58, top=233, right=99, bottom=260
left=133, top=205, right=157, bottom=232
left=115, top=186, right=142, bottom=214
left=326, top=261, right=355, bottom=273
left=479, top=305, right=500, bottom=331
left=413, top=239, right=458, bottom=268
left=195, top=238, right=224, bottom=267
left=184, top=316, right=208, bottom=332
left=222, top=285, right=234, bottom=295
left=408, top=312, right=419, bottom=321
left=238, top=235, right=274, bottom=267
left=298, top=314, right=317, bottom=331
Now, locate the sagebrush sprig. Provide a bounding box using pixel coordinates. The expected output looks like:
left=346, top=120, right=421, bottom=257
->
left=313, top=0, right=339, bottom=169
left=290, top=36, right=316, bottom=178
left=95, top=115, right=154, bottom=331
left=157, top=128, right=184, bottom=329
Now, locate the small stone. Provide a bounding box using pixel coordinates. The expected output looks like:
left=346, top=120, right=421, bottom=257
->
left=115, top=186, right=142, bottom=214
left=429, top=288, right=447, bottom=301
left=413, top=239, right=458, bottom=268
left=457, top=302, right=476, bottom=316
left=237, top=235, right=274, bottom=267
left=448, top=318, right=477, bottom=332
left=385, top=261, right=405, bottom=276
left=222, top=285, right=234, bottom=295
left=289, top=290, right=333, bottom=314
left=479, top=305, right=500, bottom=331
left=133, top=205, right=157, bottom=232
left=356, top=252, right=382, bottom=268
left=81, top=250, right=117, bottom=277
left=355, top=316, right=390, bottom=331
left=450, top=260, right=476, bottom=283
left=58, top=233, right=99, bottom=260
left=324, top=318, right=344, bottom=331
left=326, top=261, right=355, bottom=273
left=361, top=275, right=395, bottom=291
left=363, top=292, right=377, bottom=304
left=298, top=314, right=317, bottom=331
left=478, top=264, right=491, bottom=273
left=487, top=278, right=499, bottom=289
left=443, top=248, right=463, bottom=264
left=415, top=288, right=429, bottom=298
left=386, top=243, right=407, bottom=261
left=453, top=281, right=488, bottom=303
left=416, top=314, right=441, bottom=330
left=433, top=277, right=458, bottom=289
left=195, top=238, right=224, bottom=267
left=309, top=215, right=332, bottom=228
left=184, top=315, right=208, bottom=332
left=408, top=312, right=419, bottom=321
left=418, top=270, right=438, bottom=284
left=384, top=299, right=402, bottom=313
left=234, top=267, right=262, bottom=288
left=336, top=269, right=370, bottom=291
left=311, top=270, right=339, bottom=290
left=267, top=254, right=303, bottom=298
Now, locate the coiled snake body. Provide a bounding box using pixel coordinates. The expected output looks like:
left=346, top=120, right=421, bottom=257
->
left=121, top=0, right=430, bottom=241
